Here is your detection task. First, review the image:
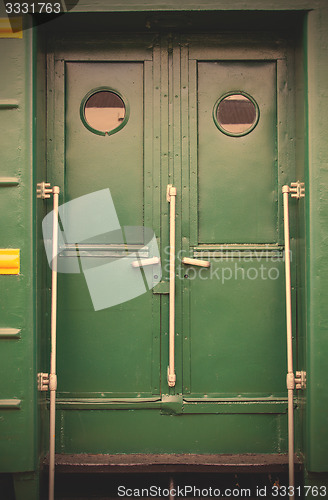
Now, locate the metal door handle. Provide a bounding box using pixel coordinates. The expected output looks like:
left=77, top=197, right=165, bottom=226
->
left=167, top=184, right=177, bottom=387
left=182, top=257, right=210, bottom=268
left=131, top=257, right=160, bottom=268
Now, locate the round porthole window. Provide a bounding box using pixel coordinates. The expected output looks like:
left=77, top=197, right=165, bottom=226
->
left=80, top=88, right=129, bottom=136
left=213, top=92, right=259, bottom=137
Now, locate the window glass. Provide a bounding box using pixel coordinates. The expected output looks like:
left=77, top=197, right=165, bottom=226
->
left=84, top=90, right=126, bottom=134
left=216, top=94, right=258, bottom=136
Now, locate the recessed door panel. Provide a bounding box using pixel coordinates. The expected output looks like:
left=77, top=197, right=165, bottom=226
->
left=65, top=61, right=144, bottom=226
left=188, top=260, right=286, bottom=396
left=52, top=58, right=160, bottom=396
left=184, top=49, right=289, bottom=400
left=198, top=61, right=277, bottom=244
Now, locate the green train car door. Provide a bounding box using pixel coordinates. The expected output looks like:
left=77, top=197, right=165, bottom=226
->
left=47, top=34, right=294, bottom=453
left=48, top=39, right=160, bottom=399
left=182, top=37, right=289, bottom=399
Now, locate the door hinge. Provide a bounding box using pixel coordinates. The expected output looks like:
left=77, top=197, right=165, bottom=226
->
left=295, top=370, right=307, bottom=390
left=289, top=181, right=305, bottom=199
left=37, top=181, right=53, bottom=199
left=38, top=372, right=49, bottom=391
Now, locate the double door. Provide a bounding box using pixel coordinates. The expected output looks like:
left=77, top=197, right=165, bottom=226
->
left=47, top=33, right=293, bottom=453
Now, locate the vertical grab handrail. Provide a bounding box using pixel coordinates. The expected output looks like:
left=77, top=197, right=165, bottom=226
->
left=49, top=186, right=60, bottom=500
left=282, top=184, right=295, bottom=500
left=167, top=184, right=177, bottom=387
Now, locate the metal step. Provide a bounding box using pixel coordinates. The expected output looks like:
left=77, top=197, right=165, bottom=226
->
left=44, top=453, right=303, bottom=474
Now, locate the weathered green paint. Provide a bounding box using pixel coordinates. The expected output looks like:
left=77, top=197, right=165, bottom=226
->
left=0, top=0, right=327, bottom=496
left=46, top=31, right=294, bottom=454
left=197, top=60, right=277, bottom=244
left=48, top=42, right=160, bottom=398
left=179, top=36, right=295, bottom=405
left=0, top=23, right=37, bottom=472
left=34, top=24, right=51, bottom=466
left=54, top=397, right=287, bottom=413
left=305, top=4, right=328, bottom=473
left=56, top=409, right=287, bottom=454
left=188, top=261, right=287, bottom=396
left=293, top=16, right=307, bottom=465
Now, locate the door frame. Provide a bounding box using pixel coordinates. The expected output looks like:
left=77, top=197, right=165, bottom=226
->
left=46, top=30, right=296, bottom=412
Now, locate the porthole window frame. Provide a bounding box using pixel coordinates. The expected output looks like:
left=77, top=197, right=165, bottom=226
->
left=213, top=91, right=260, bottom=138
left=80, top=87, right=130, bottom=137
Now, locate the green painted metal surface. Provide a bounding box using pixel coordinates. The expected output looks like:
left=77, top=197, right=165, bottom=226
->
left=197, top=61, right=277, bottom=244
left=49, top=51, right=160, bottom=397
left=182, top=42, right=295, bottom=401
left=56, top=410, right=288, bottom=454
left=292, top=18, right=307, bottom=465
left=34, top=26, right=50, bottom=466
left=188, top=261, right=286, bottom=397
left=0, top=27, right=37, bottom=472
left=305, top=4, right=328, bottom=473
left=0, top=1, right=327, bottom=495
left=46, top=32, right=295, bottom=455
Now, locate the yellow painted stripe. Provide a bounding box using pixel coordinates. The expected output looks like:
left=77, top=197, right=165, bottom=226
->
left=0, top=17, right=22, bottom=39
left=0, top=249, right=20, bottom=274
